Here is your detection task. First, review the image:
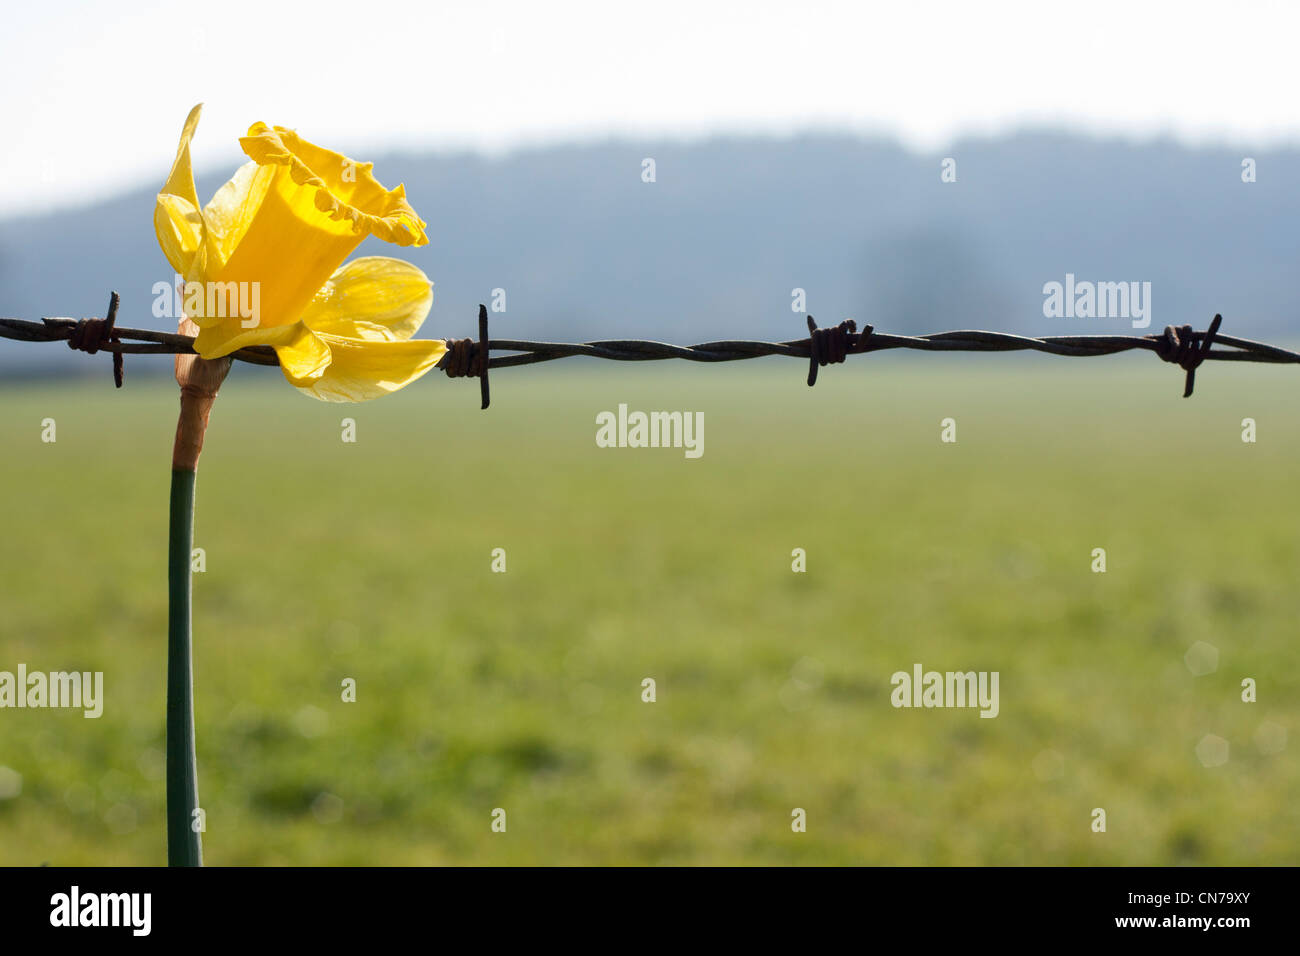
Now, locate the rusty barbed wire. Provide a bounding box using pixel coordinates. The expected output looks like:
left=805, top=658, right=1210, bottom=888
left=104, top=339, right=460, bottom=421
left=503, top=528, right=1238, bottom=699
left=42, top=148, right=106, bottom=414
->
left=2, top=299, right=1296, bottom=408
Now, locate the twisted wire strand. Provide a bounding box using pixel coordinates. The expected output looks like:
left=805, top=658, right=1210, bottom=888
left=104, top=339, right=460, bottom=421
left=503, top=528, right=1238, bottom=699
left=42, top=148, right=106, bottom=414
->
left=3, top=312, right=1298, bottom=384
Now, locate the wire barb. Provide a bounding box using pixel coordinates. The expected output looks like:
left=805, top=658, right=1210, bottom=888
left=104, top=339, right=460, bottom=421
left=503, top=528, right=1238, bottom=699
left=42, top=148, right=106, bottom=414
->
left=806, top=316, right=872, bottom=386
left=58, top=291, right=124, bottom=387
left=438, top=304, right=491, bottom=409
left=1153, top=314, right=1222, bottom=398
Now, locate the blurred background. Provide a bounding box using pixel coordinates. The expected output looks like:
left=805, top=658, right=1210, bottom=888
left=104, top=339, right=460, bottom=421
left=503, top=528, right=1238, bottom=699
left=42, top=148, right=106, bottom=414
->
left=1, top=1, right=1297, bottom=864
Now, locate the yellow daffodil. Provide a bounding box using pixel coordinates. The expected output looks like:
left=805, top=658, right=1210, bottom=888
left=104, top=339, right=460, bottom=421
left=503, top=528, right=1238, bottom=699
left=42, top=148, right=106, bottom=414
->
left=154, top=105, right=447, bottom=401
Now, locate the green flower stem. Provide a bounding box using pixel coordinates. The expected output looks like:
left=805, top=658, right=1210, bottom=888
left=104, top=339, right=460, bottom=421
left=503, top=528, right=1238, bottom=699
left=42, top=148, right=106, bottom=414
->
left=168, top=318, right=228, bottom=866
left=167, top=466, right=202, bottom=867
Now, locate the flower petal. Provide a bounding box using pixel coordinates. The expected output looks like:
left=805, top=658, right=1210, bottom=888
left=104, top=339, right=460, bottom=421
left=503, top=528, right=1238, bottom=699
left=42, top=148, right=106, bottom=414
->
left=201, top=160, right=277, bottom=271
left=193, top=320, right=332, bottom=383
left=161, top=104, right=203, bottom=210
left=299, top=257, right=434, bottom=342
left=287, top=333, right=448, bottom=403
left=153, top=104, right=205, bottom=277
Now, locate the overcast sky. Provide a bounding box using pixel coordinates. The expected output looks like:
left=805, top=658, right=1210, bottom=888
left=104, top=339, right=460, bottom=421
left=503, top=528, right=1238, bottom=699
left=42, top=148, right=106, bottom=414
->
left=2, top=0, right=1296, bottom=217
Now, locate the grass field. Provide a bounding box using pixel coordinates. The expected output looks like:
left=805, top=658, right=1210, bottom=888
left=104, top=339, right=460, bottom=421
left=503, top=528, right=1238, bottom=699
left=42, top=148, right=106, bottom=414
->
left=1, top=354, right=1297, bottom=865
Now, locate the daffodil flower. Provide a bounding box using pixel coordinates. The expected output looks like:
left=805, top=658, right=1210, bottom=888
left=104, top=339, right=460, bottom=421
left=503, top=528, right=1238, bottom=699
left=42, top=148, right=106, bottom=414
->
left=155, top=105, right=447, bottom=401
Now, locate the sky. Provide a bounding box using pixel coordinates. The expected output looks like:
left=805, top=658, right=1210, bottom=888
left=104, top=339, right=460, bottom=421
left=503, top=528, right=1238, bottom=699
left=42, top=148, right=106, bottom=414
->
left=1, top=0, right=1297, bottom=217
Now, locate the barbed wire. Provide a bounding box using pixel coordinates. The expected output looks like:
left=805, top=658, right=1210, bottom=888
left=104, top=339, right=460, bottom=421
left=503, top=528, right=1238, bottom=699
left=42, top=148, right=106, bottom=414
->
left=2, top=296, right=1296, bottom=409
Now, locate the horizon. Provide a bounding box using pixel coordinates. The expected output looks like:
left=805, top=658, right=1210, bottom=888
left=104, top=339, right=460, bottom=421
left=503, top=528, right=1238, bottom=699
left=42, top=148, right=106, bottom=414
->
left=2, top=122, right=1294, bottom=225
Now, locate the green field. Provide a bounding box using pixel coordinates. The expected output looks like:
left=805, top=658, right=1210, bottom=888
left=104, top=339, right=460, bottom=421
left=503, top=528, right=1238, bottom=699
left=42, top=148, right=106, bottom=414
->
left=1, top=354, right=1297, bottom=865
